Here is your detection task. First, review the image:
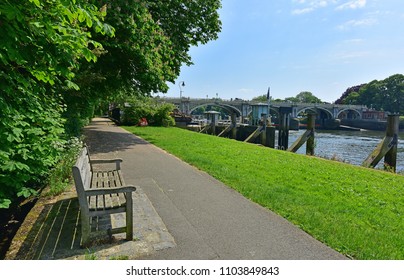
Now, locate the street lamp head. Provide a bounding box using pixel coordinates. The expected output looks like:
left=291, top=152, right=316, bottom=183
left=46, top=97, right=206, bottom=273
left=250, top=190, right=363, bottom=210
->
left=181, top=81, right=185, bottom=87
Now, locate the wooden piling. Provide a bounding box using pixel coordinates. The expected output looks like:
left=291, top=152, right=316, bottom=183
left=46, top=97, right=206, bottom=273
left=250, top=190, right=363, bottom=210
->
left=261, top=114, right=267, bottom=146
left=231, top=113, right=237, bottom=139
left=306, top=113, right=316, bottom=156
left=362, top=114, right=399, bottom=172
left=384, top=114, right=399, bottom=171
left=287, top=113, right=316, bottom=155
left=278, top=107, right=292, bottom=150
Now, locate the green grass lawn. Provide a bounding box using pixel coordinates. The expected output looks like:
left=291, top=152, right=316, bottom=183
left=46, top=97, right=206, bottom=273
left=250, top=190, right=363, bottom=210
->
left=123, top=126, right=404, bottom=260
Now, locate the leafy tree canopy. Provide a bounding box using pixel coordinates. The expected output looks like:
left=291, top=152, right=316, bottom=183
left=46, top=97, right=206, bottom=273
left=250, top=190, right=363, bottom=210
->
left=253, top=91, right=322, bottom=103
left=286, top=91, right=322, bottom=103
left=77, top=0, right=222, bottom=97
left=0, top=0, right=112, bottom=208
left=335, top=74, right=404, bottom=114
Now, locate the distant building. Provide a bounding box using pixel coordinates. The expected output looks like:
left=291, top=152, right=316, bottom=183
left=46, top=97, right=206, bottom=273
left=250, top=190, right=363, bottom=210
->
left=362, top=110, right=387, bottom=120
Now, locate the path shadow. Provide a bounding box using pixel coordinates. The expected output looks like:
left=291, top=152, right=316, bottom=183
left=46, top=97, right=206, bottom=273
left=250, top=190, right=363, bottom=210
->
left=83, top=118, right=148, bottom=154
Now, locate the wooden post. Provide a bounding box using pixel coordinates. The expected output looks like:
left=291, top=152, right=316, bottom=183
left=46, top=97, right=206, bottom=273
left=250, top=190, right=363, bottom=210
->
left=231, top=113, right=237, bottom=139
left=287, top=113, right=316, bottom=154
left=384, top=114, right=399, bottom=171
left=211, top=122, right=216, bottom=135
left=267, top=127, right=276, bottom=148
left=278, top=107, right=292, bottom=150
left=261, top=113, right=267, bottom=146
left=362, top=114, right=399, bottom=172
left=306, top=113, right=316, bottom=156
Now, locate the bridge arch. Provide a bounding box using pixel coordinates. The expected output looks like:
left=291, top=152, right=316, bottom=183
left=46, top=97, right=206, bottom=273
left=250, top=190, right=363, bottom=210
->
left=336, top=108, right=362, bottom=119
left=247, top=107, right=279, bottom=117
left=189, top=103, right=242, bottom=117
left=297, top=106, right=333, bottom=119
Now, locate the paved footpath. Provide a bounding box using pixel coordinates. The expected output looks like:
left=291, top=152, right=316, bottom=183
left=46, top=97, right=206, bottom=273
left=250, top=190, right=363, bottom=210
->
left=83, top=117, right=346, bottom=260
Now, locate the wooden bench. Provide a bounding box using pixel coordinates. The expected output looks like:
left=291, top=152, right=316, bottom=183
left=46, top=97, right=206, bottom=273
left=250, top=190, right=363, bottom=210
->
left=72, top=146, right=136, bottom=247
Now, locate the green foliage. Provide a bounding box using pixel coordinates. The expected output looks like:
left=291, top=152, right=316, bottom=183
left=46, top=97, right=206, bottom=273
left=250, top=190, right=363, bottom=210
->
left=0, top=0, right=221, bottom=208
left=254, top=91, right=323, bottom=103
left=79, top=0, right=222, bottom=96
left=124, top=126, right=404, bottom=259
left=286, top=91, right=323, bottom=103
left=337, top=74, right=404, bottom=114
left=0, top=92, right=66, bottom=207
left=46, top=137, right=82, bottom=196
left=251, top=95, right=269, bottom=102
left=0, top=0, right=112, bottom=208
left=121, top=97, right=175, bottom=127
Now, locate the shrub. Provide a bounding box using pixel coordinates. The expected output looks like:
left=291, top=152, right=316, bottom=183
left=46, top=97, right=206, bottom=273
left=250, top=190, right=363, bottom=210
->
left=0, top=92, right=66, bottom=209
left=120, top=97, right=175, bottom=127
left=46, top=137, right=82, bottom=196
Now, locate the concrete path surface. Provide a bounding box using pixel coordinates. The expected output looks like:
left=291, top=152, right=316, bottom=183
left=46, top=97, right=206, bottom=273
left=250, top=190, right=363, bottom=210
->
left=82, top=118, right=346, bottom=260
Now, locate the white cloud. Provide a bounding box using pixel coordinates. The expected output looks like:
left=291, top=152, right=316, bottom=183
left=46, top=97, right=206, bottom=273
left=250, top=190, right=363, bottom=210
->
left=336, top=0, right=366, bottom=10
left=291, top=0, right=338, bottom=15
left=334, top=51, right=371, bottom=60
left=343, top=38, right=365, bottom=44
left=337, top=18, right=378, bottom=30
left=291, top=0, right=368, bottom=15
left=292, top=7, right=315, bottom=15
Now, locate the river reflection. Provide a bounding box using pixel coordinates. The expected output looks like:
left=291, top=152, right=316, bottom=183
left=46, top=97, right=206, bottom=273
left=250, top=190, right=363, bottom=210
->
left=286, top=129, right=404, bottom=172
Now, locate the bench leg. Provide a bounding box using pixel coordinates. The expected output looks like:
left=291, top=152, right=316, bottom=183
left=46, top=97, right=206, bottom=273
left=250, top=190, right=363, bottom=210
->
left=81, top=212, right=91, bottom=247
left=125, top=192, right=133, bottom=241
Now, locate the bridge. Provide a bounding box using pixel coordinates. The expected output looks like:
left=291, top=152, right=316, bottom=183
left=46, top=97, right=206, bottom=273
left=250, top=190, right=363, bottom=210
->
left=157, top=97, right=368, bottom=121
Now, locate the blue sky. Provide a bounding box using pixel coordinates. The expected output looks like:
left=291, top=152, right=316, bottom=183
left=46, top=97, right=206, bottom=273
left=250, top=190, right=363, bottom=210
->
left=163, top=0, right=404, bottom=103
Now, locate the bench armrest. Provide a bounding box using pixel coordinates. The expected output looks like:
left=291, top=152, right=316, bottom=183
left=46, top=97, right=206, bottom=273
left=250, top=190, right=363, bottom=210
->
left=90, top=158, right=123, bottom=170
left=85, top=185, right=137, bottom=196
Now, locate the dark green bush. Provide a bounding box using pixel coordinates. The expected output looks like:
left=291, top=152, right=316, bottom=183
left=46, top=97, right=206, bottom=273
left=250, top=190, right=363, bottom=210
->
left=120, top=97, right=175, bottom=127
left=0, top=92, right=65, bottom=208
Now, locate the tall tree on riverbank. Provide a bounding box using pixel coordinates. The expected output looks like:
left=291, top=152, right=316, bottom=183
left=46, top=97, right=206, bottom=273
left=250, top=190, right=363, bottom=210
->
left=76, top=0, right=222, bottom=96
left=335, top=74, right=404, bottom=114
left=286, top=91, right=322, bottom=103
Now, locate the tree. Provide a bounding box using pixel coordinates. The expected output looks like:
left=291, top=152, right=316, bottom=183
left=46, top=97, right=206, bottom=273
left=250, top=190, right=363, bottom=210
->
left=335, top=74, right=404, bottom=114
left=0, top=0, right=222, bottom=208
left=76, top=0, right=222, bottom=96
left=66, top=0, right=222, bottom=133
left=252, top=91, right=322, bottom=103
left=294, top=91, right=322, bottom=103
left=334, top=84, right=366, bottom=104
left=0, top=0, right=112, bottom=208
left=252, top=94, right=269, bottom=102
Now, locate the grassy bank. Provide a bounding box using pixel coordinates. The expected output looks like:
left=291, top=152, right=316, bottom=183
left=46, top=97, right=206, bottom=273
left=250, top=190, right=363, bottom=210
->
left=123, top=126, right=404, bottom=259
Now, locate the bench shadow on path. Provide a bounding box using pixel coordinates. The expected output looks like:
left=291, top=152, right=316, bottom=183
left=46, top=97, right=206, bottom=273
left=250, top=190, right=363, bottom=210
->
left=13, top=197, right=122, bottom=260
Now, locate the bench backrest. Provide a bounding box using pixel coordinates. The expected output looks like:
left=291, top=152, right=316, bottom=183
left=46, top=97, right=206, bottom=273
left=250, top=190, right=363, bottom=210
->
left=72, top=147, right=92, bottom=211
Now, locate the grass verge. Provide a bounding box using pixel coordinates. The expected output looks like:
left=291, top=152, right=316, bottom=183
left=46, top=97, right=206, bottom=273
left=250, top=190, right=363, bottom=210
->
left=123, top=126, right=404, bottom=260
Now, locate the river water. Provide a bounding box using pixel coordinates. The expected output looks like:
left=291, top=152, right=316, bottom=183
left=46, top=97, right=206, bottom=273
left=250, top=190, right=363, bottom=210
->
left=286, top=129, right=404, bottom=172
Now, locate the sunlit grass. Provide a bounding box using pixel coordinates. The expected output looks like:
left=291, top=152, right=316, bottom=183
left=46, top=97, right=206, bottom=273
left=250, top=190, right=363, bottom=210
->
left=123, top=126, right=404, bottom=259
